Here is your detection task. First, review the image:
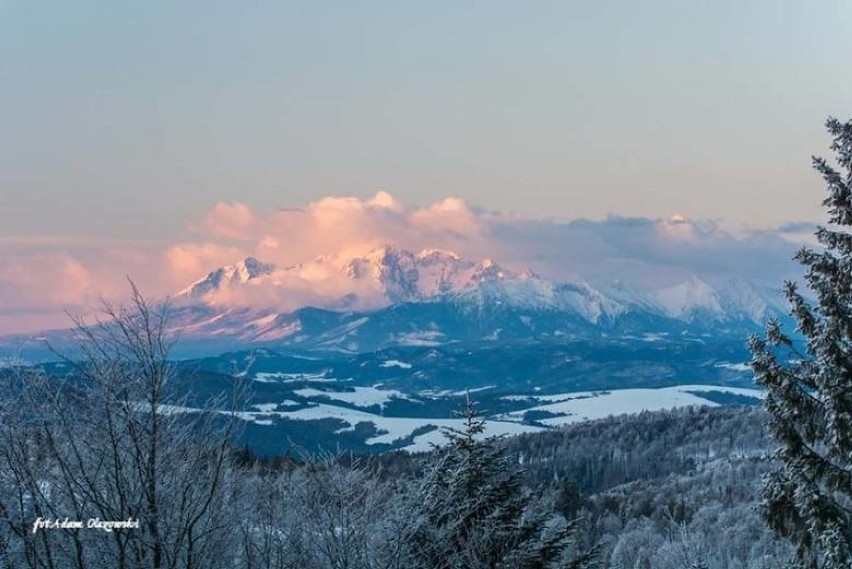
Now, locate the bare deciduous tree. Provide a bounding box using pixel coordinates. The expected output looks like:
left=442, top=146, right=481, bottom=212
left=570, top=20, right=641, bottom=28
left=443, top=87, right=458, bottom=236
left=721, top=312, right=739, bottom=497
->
left=0, top=285, right=243, bottom=569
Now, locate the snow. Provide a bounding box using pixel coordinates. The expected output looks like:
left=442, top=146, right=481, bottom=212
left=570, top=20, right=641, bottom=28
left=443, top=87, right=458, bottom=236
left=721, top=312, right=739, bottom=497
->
left=679, top=384, right=764, bottom=397
left=142, top=403, right=199, bottom=415
left=132, top=382, right=765, bottom=452
left=715, top=362, right=752, bottom=372
left=502, top=392, right=602, bottom=403
left=377, top=420, right=541, bottom=453
left=253, top=321, right=301, bottom=341
left=498, top=385, right=764, bottom=426
left=418, top=389, right=456, bottom=398
left=136, top=402, right=282, bottom=427
left=179, top=257, right=275, bottom=298
left=225, top=402, right=542, bottom=452
left=650, top=277, right=723, bottom=319
left=380, top=359, right=413, bottom=369
left=177, top=246, right=630, bottom=321
left=334, top=317, right=370, bottom=336
left=417, top=248, right=460, bottom=261
left=394, top=331, right=445, bottom=346
left=250, top=313, right=279, bottom=327
left=173, top=245, right=788, bottom=345
left=293, top=386, right=411, bottom=408
left=255, top=384, right=763, bottom=451
left=450, top=385, right=496, bottom=396
left=253, top=371, right=334, bottom=383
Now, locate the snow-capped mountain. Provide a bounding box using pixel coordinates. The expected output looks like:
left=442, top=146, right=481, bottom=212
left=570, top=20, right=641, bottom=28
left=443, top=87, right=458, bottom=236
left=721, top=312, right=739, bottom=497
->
left=180, top=257, right=274, bottom=298
left=182, top=247, right=783, bottom=321
left=156, top=246, right=789, bottom=353
left=177, top=246, right=639, bottom=320
left=335, top=247, right=527, bottom=303
left=0, top=246, right=788, bottom=358
left=648, top=276, right=723, bottom=319
left=180, top=246, right=528, bottom=307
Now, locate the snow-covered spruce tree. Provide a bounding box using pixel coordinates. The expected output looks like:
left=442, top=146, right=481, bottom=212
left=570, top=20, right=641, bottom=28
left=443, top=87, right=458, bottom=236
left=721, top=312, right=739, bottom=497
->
left=403, top=395, right=595, bottom=569
left=749, top=117, right=852, bottom=568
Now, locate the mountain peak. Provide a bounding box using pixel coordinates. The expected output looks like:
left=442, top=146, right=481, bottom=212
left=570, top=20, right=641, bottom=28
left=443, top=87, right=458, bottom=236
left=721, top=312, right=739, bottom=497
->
left=649, top=276, right=723, bottom=319
left=470, top=258, right=509, bottom=282
left=235, top=257, right=274, bottom=281
left=417, top=248, right=461, bottom=261
left=179, top=256, right=275, bottom=298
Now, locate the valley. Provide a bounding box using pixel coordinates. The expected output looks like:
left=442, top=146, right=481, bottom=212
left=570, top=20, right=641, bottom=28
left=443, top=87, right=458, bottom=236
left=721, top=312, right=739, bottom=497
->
left=43, top=337, right=763, bottom=455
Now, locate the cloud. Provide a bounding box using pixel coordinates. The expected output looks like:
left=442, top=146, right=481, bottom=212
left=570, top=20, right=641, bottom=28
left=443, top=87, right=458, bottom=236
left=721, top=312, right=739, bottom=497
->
left=163, top=242, right=248, bottom=284
left=192, top=202, right=258, bottom=241
left=776, top=221, right=819, bottom=234
left=0, top=191, right=811, bottom=334
left=0, top=254, right=94, bottom=308
left=491, top=214, right=801, bottom=287
left=409, top=197, right=485, bottom=240
left=186, top=192, right=494, bottom=266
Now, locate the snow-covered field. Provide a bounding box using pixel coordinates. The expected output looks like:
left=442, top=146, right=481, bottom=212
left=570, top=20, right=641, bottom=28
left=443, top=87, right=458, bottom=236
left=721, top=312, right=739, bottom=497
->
left=293, top=386, right=413, bottom=408
left=253, top=371, right=337, bottom=383
left=498, top=385, right=763, bottom=427
left=144, top=384, right=764, bottom=453
left=273, top=403, right=542, bottom=452
left=235, top=384, right=764, bottom=452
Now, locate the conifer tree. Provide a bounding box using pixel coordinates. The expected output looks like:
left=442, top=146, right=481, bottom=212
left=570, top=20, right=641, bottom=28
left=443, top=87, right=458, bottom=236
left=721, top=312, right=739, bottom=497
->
left=404, top=395, right=595, bottom=569
left=749, top=117, right=852, bottom=568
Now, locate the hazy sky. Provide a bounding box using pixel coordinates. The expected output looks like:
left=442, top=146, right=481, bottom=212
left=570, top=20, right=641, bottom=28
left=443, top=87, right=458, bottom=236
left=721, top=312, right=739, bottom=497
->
left=2, top=0, right=851, bottom=242
left=1, top=1, right=850, bottom=334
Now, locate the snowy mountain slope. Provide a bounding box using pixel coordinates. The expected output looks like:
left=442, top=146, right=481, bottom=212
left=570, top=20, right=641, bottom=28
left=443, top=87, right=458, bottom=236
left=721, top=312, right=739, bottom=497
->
left=128, top=246, right=786, bottom=352
left=648, top=276, right=722, bottom=319
left=180, top=257, right=275, bottom=298
left=179, top=246, right=783, bottom=317
left=0, top=246, right=790, bottom=358
left=170, top=246, right=786, bottom=335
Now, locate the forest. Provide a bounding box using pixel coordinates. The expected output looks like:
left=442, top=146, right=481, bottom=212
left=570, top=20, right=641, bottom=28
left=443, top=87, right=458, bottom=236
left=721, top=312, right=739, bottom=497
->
left=0, top=293, right=793, bottom=568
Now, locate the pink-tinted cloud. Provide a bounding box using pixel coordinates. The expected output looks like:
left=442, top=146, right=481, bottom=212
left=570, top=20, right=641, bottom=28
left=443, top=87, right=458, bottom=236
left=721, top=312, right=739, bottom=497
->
left=0, top=244, right=160, bottom=332
left=163, top=242, right=249, bottom=285
left=0, top=191, right=807, bottom=335
left=0, top=253, right=94, bottom=307
left=0, top=192, right=497, bottom=333
left=188, top=191, right=495, bottom=266
left=409, top=196, right=484, bottom=237
left=191, top=201, right=258, bottom=241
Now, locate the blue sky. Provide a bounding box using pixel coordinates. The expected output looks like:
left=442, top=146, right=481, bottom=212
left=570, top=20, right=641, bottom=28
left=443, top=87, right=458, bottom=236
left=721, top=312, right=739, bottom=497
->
left=2, top=1, right=850, bottom=241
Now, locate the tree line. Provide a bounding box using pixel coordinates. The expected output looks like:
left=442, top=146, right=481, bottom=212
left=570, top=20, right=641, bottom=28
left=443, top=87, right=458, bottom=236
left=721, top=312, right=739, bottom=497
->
left=0, top=293, right=791, bottom=568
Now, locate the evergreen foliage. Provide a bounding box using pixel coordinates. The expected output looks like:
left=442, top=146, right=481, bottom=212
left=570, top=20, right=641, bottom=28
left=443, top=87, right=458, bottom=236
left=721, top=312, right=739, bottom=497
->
left=749, top=117, right=852, bottom=568
left=403, top=395, right=596, bottom=569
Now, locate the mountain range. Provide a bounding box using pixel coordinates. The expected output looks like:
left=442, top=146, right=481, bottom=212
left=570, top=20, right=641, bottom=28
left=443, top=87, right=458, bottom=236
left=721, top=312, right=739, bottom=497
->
left=153, top=246, right=787, bottom=354
left=0, top=245, right=790, bottom=358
